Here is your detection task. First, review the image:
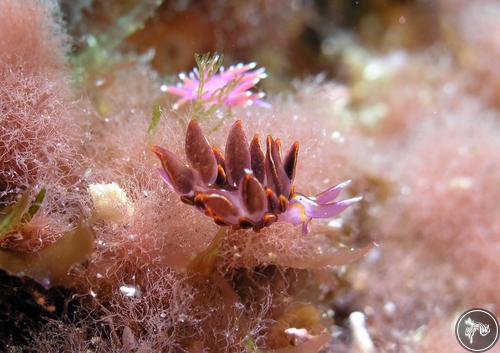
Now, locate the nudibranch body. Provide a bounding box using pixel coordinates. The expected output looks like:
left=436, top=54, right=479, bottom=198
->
left=163, top=62, right=268, bottom=109
left=151, top=120, right=361, bottom=234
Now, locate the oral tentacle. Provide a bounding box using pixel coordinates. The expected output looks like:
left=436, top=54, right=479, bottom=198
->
left=165, top=86, right=187, bottom=96
left=302, top=218, right=312, bottom=235
left=315, top=180, right=352, bottom=204
left=301, top=196, right=363, bottom=219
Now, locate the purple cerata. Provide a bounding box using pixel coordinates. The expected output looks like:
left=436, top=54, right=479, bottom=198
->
left=151, top=120, right=361, bottom=235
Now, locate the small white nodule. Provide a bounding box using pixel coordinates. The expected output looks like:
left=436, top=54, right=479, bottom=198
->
left=89, top=182, right=134, bottom=222
left=119, top=285, right=141, bottom=297
left=350, top=311, right=377, bottom=353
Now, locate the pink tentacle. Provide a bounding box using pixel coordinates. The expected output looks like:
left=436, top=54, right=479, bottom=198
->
left=303, top=196, right=362, bottom=219
left=165, top=86, right=188, bottom=96
left=315, top=180, right=352, bottom=204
